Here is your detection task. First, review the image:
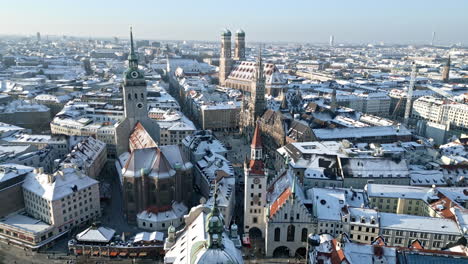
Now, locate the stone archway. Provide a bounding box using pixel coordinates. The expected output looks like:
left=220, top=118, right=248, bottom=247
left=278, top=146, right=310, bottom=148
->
left=273, top=246, right=290, bottom=258
left=295, top=247, right=307, bottom=258
left=249, top=227, right=263, bottom=239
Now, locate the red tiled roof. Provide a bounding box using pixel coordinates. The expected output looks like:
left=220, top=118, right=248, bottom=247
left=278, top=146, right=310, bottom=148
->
left=251, top=124, right=262, bottom=148
left=410, top=240, right=424, bottom=249
left=129, top=122, right=158, bottom=151
left=269, top=188, right=291, bottom=218
left=330, top=239, right=347, bottom=264
left=249, top=159, right=264, bottom=175
left=147, top=205, right=172, bottom=214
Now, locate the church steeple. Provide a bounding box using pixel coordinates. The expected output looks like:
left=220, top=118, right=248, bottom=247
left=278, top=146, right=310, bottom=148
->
left=251, top=45, right=266, bottom=121
left=122, top=27, right=147, bottom=121
left=250, top=123, right=263, bottom=160
left=124, top=27, right=145, bottom=83
left=206, top=182, right=224, bottom=249
left=128, top=27, right=139, bottom=69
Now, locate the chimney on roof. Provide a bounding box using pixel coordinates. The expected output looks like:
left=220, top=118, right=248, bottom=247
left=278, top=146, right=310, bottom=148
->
left=47, top=174, right=55, bottom=184
left=58, top=170, right=65, bottom=180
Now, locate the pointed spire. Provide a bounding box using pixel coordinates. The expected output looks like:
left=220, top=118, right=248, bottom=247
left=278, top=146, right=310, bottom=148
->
left=130, top=27, right=135, bottom=54
left=256, top=44, right=264, bottom=80
left=206, top=180, right=224, bottom=249
left=251, top=123, right=262, bottom=149
left=128, top=26, right=138, bottom=69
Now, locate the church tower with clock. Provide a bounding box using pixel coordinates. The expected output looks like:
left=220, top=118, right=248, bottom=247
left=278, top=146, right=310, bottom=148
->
left=243, top=123, right=267, bottom=238
left=123, top=27, right=148, bottom=125
left=115, top=28, right=160, bottom=156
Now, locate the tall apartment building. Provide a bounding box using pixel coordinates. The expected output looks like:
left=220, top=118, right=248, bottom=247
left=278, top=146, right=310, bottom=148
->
left=0, top=166, right=100, bottom=249
left=22, top=166, right=101, bottom=230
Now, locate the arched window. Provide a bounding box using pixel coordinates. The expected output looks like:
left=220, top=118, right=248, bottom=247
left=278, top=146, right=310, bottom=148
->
left=301, top=228, right=308, bottom=242
left=274, top=228, right=280, bottom=242
left=287, top=225, right=295, bottom=242
left=134, top=93, right=138, bottom=100
left=128, top=93, right=131, bottom=100
left=141, top=93, right=144, bottom=99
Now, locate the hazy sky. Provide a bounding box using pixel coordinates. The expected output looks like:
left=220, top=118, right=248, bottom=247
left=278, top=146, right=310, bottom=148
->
left=1, top=0, right=467, bottom=44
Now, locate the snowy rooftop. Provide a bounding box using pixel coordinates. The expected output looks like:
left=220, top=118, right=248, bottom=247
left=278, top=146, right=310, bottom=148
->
left=0, top=212, right=52, bottom=234
left=1, top=132, right=64, bottom=144
left=380, top=212, right=460, bottom=235
left=76, top=225, right=115, bottom=243
left=0, top=100, right=49, bottom=113
left=22, top=167, right=98, bottom=201
left=183, top=131, right=227, bottom=157
left=134, top=231, right=164, bottom=243
left=313, top=125, right=411, bottom=140
left=341, top=157, right=409, bottom=178
left=282, top=141, right=345, bottom=158
left=437, top=187, right=468, bottom=208
left=34, top=94, right=71, bottom=103
left=137, top=202, right=188, bottom=223
left=0, top=163, right=33, bottom=183
left=0, top=145, right=33, bottom=161
left=366, top=184, right=431, bottom=200
left=61, top=137, right=106, bottom=169
left=410, top=170, right=446, bottom=186
left=0, top=122, right=26, bottom=136
left=308, top=188, right=366, bottom=221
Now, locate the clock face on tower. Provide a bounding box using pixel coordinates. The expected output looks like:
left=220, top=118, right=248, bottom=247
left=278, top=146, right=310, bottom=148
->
left=130, top=71, right=139, bottom=79
left=137, top=103, right=143, bottom=109
left=253, top=178, right=260, bottom=184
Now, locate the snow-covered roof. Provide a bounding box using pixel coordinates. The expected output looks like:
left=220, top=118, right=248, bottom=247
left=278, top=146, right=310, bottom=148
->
left=61, top=137, right=106, bottom=170
left=0, top=122, right=26, bottom=136
left=76, top=225, right=115, bottom=243
left=22, top=167, right=98, bottom=201
left=134, top=231, right=164, bottom=243
left=0, top=163, right=33, bottom=183
left=380, top=212, right=461, bottom=235
left=366, top=184, right=431, bottom=200
left=313, top=125, right=411, bottom=140
left=0, top=100, right=49, bottom=113
left=137, top=201, right=188, bottom=223
left=410, top=170, right=446, bottom=186
left=341, top=157, right=409, bottom=178
left=0, top=212, right=52, bottom=234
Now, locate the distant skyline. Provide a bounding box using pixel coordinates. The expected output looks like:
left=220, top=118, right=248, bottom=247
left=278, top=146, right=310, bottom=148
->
left=1, top=0, right=467, bottom=44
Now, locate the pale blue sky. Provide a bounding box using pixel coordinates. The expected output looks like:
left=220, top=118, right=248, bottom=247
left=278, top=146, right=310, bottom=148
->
left=0, top=0, right=466, bottom=44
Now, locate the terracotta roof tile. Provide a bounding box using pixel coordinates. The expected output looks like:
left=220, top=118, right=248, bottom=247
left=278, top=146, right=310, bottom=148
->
left=251, top=124, right=262, bottom=148
left=269, top=187, right=291, bottom=218
left=249, top=160, right=264, bottom=175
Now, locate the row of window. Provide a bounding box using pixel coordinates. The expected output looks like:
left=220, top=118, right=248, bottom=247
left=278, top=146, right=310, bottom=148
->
left=127, top=93, right=146, bottom=101
left=351, top=226, right=376, bottom=233
left=273, top=226, right=308, bottom=242
left=250, top=183, right=262, bottom=189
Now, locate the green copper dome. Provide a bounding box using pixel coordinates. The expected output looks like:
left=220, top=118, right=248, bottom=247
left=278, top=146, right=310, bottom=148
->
left=221, top=29, right=231, bottom=37
left=235, top=29, right=245, bottom=36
